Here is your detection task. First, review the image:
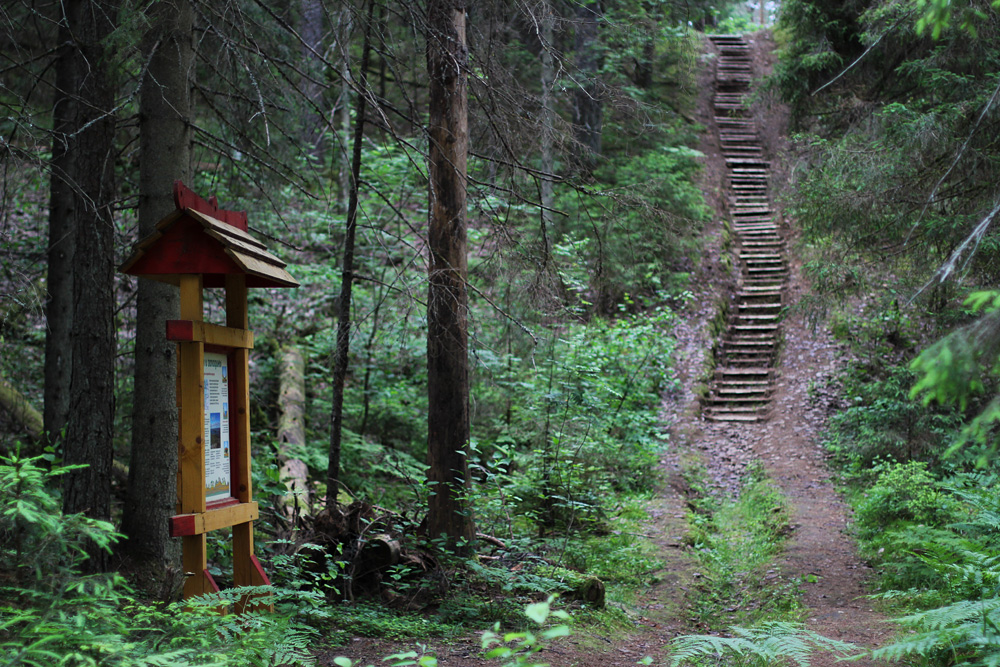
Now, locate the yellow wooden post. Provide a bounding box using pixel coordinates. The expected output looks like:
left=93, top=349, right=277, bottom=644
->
left=177, top=275, right=214, bottom=599
left=120, top=185, right=297, bottom=612
left=224, top=274, right=272, bottom=612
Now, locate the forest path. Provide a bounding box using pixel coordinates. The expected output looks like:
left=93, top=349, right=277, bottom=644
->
left=655, top=31, right=894, bottom=665
left=321, top=31, right=892, bottom=667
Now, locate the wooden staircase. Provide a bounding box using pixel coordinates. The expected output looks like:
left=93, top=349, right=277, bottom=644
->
left=703, top=35, right=786, bottom=423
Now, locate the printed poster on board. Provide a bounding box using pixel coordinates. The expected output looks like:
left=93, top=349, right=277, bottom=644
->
left=204, top=352, right=231, bottom=502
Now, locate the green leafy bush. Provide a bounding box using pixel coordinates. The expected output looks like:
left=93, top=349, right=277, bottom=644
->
left=0, top=453, right=322, bottom=666
left=855, top=461, right=958, bottom=541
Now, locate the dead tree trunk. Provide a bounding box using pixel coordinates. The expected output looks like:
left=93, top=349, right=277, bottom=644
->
left=425, top=0, right=476, bottom=552
left=277, top=345, right=310, bottom=517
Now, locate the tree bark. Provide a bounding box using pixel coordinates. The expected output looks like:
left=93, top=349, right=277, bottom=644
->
left=43, top=11, right=76, bottom=450
left=337, top=6, right=353, bottom=213
left=298, top=0, right=325, bottom=159
left=572, top=0, right=602, bottom=174
left=61, top=0, right=120, bottom=573
left=425, top=0, right=475, bottom=552
left=122, top=0, right=193, bottom=567
left=277, top=345, right=309, bottom=516
left=539, top=0, right=556, bottom=263
left=328, top=0, right=376, bottom=507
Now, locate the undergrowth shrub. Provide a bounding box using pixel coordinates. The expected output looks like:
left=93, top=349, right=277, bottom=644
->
left=0, top=453, right=322, bottom=666
left=821, top=355, right=962, bottom=477
left=670, top=622, right=859, bottom=667
left=854, top=460, right=958, bottom=541
left=473, top=307, right=677, bottom=535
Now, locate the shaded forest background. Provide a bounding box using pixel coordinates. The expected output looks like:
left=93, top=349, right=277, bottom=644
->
left=7, top=0, right=1000, bottom=665
left=0, top=2, right=753, bottom=660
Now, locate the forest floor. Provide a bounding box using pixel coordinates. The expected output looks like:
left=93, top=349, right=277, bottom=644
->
left=321, top=31, right=893, bottom=667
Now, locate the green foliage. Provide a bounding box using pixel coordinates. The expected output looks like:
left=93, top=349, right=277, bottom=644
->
left=915, top=0, right=1000, bottom=39
left=910, top=293, right=1000, bottom=465
left=820, top=304, right=963, bottom=475
left=0, top=453, right=117, bottom=583
left=0, top=453, right=324, bottom=666
left=873, top=597, right=1000, bottom=667
left=855, top=472, right=1000, bottom=601
left=472, top=307, right=678, bottom=535
left=559, top=135, right=710, bottom=308
left=331, top=602, right=457, bottom=641
left=684, top=465, right=799, bottom=627
left=480, top=596, right=571, bottom=667
left=854, top=461, right=958, bottom=541
left=670, top=622, right=858, bottom=667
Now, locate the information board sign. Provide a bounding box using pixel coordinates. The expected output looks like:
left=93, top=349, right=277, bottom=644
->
left=204, top=352, right=231, bottom=502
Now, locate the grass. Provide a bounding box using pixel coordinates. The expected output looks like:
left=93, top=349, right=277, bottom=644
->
left=683, top=462, right=803, bottom=628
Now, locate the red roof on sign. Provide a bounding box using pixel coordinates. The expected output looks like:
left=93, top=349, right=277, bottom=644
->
left=119, top=182, right=299, bottom=289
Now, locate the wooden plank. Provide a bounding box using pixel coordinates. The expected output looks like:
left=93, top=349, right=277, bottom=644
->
left=204, top=228, right=286, bottom=267
left=166, top=320, right=254, bottom=349
left=187, top=208, right=265, bottom=249
left=224, top=249, right=299, bottom=288
left=181, top=535, right=217, bottom=598
left=178, top=340, right=206, bottom=515
left=170, top=502, right=259, bottom=537
left=179, top=275, right=203, bottom=321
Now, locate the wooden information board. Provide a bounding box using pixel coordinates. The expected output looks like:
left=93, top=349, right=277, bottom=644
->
left=120, top=182, right=299, bottom=611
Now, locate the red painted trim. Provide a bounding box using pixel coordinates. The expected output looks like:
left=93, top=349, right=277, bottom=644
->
left=250, top=553, right=271, bottom=586
left=203, top=569, right=222, bottom=593
left=227, top=353, right=243, bottom=502
left=166, top=320, right=195, bottom=341
left=170, top=514, right=197, bottom=537
left=127, top=217, right=241, bottom=275
left=206, top=496, right=240, bottom=511
left=173, top=180, right=248, bottom=231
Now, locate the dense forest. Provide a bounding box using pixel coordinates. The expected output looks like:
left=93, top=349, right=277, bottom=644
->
left=4, top=0, right=1000, bottom=665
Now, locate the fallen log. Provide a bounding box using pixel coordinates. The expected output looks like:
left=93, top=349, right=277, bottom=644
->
left=535, top=564, right=606, bottom=608
left=0, top=375, right=43, bottom=445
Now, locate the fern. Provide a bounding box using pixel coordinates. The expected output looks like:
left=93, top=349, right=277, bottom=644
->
left=669, top=622, right=859, bottom=667
left=873, top=598, right=1000, bottom=667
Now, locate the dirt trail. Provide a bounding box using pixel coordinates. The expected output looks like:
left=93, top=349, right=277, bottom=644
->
left=675, top=31, right=894, bottom=663
left=322, top=31, right=892, bottom=666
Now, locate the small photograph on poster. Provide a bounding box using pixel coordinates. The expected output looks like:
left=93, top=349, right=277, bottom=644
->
left=210, top=412, right=221, bottom=449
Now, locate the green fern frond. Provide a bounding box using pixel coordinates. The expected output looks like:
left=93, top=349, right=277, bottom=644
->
left=671, top=622, right=859, bottom=667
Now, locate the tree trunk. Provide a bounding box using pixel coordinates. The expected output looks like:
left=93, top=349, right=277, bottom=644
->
left=425, top=0, right=475, bottom=552
left=337, top=6, right=353, bottom=214
left=43, top=11, right=76, bottom=450
left=328, top=0, right=376, bottom=507
left=122, top=0, right=193, bottom=567
left=61, top=0, right=120, bottom=574
left=277, top=345, right=309, bottom=517
left=539, top=0, right=555, bottom=263
left=298, top=0, right=325, bottom=160
left=573, top=0, right=602, bottom=174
